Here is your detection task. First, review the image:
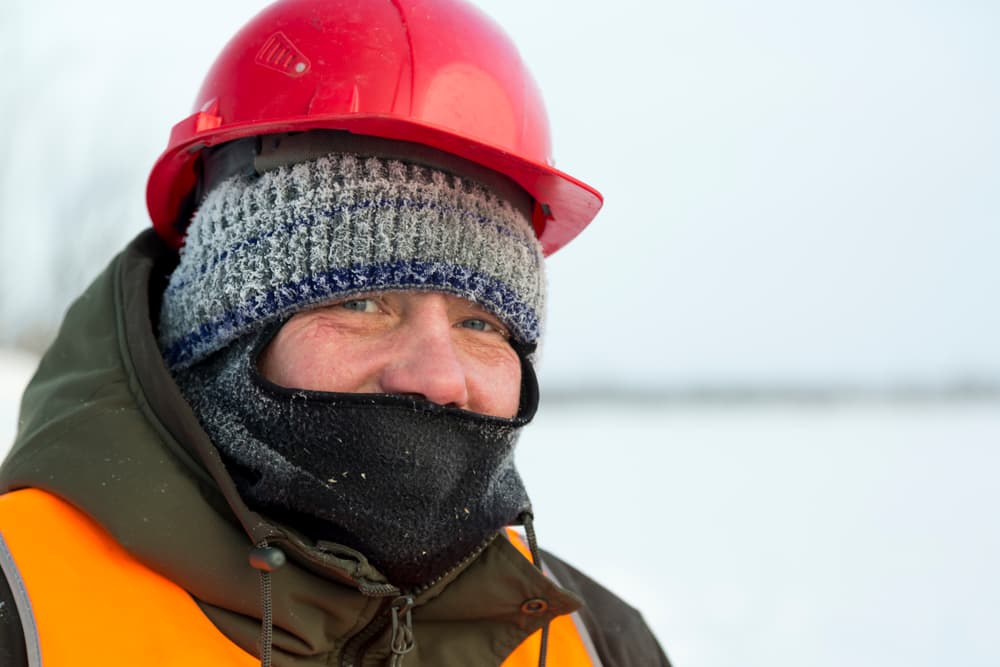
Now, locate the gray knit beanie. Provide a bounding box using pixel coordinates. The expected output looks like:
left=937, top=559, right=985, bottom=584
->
left=158, top=153, right=545, bottom=369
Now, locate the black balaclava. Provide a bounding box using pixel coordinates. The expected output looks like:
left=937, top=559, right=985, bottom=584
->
left=173, top=322, right=537, bottom=589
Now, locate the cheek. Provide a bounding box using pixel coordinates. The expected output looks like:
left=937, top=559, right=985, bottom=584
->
left=259, top=325, right=380, bottom=392
left=257, top=334, right=312, bottom=388
left=464, top=350, right=523, bottom=418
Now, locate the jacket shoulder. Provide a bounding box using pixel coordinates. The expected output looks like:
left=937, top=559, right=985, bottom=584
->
left=542, top=550, right=672, bottom=667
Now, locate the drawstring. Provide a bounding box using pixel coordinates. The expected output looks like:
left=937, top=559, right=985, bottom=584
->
left=249, top=542, right=287, bottom=667
left=389, top=595, right=416, bottom=666
left=521, top=513, right=550, bottom=667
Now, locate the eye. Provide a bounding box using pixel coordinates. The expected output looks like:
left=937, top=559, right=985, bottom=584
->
left=460, top=318, right=490, bottom=331
left=459, top=318, right=508, bottom=338
left=340, top=298, right=379, bottom=313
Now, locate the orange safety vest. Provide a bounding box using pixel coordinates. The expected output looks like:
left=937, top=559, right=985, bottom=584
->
left=0, top=489, right=600, bottom=666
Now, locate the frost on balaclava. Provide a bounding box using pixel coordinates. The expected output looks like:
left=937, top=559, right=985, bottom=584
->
left=159, top=153, right=544, bottom=587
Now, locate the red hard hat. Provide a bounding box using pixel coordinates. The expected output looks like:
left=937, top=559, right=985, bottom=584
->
left=146, top=0, right=602, bottom=255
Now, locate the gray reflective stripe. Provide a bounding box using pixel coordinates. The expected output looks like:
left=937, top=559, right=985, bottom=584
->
left=0, top=531, right=42, bottom=667
left=540, top=560, right=605, bottom=667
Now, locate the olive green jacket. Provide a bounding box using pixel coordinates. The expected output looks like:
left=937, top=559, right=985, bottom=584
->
left=0, top=231, right=669, bottom=666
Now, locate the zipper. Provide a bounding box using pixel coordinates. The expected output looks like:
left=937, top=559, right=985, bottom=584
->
left=339, top=535, right=498, bottom=666
left=339, top=596, right=395, bottom=667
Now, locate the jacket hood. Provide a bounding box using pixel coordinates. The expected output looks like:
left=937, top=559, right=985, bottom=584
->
left=0, top=230, right=580, bottom=665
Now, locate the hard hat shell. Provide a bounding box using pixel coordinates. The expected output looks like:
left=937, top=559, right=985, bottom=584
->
left=146, top=0, right=603, bottom=255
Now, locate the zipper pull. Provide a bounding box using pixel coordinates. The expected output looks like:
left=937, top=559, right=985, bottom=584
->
left=389, top=595, right=415, bottom=666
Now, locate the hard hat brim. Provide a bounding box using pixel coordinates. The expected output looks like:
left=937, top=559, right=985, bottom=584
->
left=146, top=112, right=603, bottom=256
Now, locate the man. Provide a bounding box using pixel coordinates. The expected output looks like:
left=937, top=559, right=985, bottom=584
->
left=0, top=0, right=670, bottom=665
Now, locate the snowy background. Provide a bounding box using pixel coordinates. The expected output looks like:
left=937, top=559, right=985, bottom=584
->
left=2, top=0, right=999, bottom=665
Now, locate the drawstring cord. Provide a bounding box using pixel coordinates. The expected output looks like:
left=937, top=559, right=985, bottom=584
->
left=521, top=513, right=550, bottom=667
left=250, top=542, right=287, bottom=667
left=389, top=595, right=416, bottom=666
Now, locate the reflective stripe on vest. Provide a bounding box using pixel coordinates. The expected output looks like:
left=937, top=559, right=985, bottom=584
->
left=0, top=490, right=598, bottom=666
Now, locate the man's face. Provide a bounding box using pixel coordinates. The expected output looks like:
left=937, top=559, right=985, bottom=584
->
left=258, top=291, right=523, bottom=418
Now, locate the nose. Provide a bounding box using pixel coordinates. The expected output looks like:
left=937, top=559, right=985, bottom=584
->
left=378, top=311, right=470, bottom=409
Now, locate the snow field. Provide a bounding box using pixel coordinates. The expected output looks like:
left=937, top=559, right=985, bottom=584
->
left=518, top=401, right=1000, bottom=667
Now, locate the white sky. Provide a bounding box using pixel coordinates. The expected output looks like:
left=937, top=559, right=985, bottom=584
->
left=1, top=0, right=998, bottom=388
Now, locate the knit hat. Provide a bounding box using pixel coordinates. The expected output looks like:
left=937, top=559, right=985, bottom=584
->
left=158, top=152, right=546, bottom=370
